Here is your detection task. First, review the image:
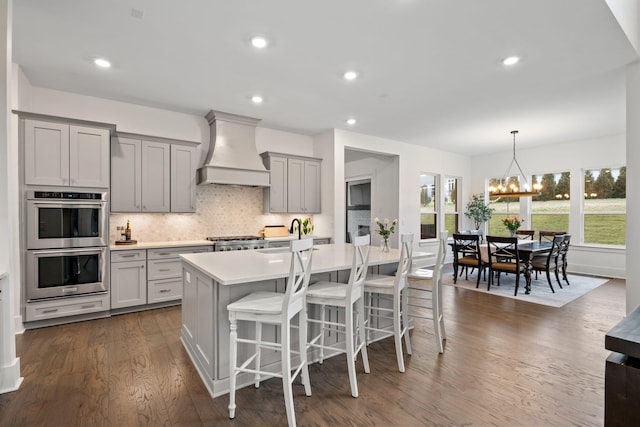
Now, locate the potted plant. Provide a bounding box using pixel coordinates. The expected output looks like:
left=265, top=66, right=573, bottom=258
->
left=465, top=193, right=493, bottom=230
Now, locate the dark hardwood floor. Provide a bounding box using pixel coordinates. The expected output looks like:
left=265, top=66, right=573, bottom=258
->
left=0, top=274, right=626, bottom=426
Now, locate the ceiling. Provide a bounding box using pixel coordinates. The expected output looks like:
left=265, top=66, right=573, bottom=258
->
left=12, top=0, right=639, bottom=156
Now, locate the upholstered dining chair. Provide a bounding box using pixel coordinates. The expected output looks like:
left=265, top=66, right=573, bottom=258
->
left=452, top=233, right=487, bottom=287
left=539, top=230, right=565, bottom=243
left=531, top=234, right=563, bottom=292
left=485, top=236, right=528, bottom=296
left=558, top=234, right=572, bottom=286
left=516, top=229, right=535, bottom=240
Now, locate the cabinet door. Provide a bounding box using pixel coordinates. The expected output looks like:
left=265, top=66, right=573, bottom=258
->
left=141, top=141, right=170, bottom=212
left=304, top=160, right=321, bottom=213
left=287, top=158, right=305, bottom=213
left=110, top=260, right=146, bottom=309
left=24, top=120, right=70, bottom=186
left=69, top=125, right=110, bottom=188
left=170, top=144, right=197, bottom=212
left=111, top=137, right=142, bottom=212
left=265, top=155, right=288, bottom=213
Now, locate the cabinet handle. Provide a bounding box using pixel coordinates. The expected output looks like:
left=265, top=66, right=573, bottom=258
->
left=42, top=308, right=59, bottom=314
left=121, top=254, right=136, bottom=258
left=141, top=265, right=145, bottom=269
left=159, top=289, right=171, bottom=293
left=159, top=268, right=171, bottom=272
left=81, top=304, right=96, bottom=309
left=158, top=252, right=171, bottom=256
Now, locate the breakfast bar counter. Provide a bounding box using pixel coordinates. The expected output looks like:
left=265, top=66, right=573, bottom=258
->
left=179, top=242, right=430, bottom=398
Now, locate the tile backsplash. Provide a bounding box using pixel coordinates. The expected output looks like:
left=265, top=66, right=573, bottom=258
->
left=110, top=184, right=311, bottom=242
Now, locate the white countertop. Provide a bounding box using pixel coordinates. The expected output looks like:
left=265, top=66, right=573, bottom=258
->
left=181, top=243, right=431, bottom=285
left=110, top=239, right=214, bottom=251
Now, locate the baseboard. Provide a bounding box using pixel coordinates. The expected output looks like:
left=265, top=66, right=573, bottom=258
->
left=14, top=313, right=24, bottom=335
left=0, top=357, right=23, bottom=394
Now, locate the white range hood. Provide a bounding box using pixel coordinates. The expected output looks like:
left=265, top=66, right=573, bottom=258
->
left=197, top=110, right=270, bottom=186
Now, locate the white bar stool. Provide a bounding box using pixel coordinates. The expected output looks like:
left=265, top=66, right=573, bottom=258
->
left=363, top=233, right=413, bottom=372
left=306, top=234, right=371, bottom=398
left=407, top=231, right=448, bottom=353
left=227, top=238, right=314, bottom=427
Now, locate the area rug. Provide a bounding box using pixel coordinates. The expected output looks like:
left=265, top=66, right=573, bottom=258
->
left=441, top=264, right=608, bottom=308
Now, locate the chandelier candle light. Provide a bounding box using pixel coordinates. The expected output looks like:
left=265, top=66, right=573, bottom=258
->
left=374, top=217, right=397, bottom=252
left=488, top=130, right=542, bottom=198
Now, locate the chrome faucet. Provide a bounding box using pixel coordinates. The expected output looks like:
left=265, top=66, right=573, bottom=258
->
left=290, top=218, right=301, bottom=240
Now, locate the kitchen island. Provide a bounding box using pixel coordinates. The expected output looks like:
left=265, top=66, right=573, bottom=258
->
left=180, top=242, right=431, bottom=398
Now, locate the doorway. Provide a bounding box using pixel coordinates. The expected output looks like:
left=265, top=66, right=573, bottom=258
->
left=345, top=178, right=371, bottom=243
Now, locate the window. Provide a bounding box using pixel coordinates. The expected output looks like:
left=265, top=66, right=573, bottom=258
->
left=583, top=167, right=626, bottom=245
left=530, top=172, right=570, bottom=233
left=420, top=173, right=437, bottom=239
left=444, top=177, right=459, bottom=237
left=487, top=176, right=521, bottom=236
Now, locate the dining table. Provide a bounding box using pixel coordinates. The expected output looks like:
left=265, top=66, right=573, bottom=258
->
left=450, top=238, right=553, bottom=294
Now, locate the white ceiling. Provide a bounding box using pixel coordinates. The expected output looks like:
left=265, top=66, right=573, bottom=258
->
left=12, top=0, right=639, bottom=156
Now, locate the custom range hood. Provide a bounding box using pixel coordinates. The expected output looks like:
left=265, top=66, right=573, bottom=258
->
left=197, top=110, right=270, bottom=186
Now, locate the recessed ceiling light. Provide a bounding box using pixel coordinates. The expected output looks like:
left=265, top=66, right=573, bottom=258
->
left=346, top=118, right=356, bottom=125
left=251, top=95, right=263, bottom=104
left=344, top=70, right=358, bottom=81
left=502, top=56, right=520, bottom=66
left=251, top=36, right=268, bottom=49
left=94, top=58, right=111, bottom=68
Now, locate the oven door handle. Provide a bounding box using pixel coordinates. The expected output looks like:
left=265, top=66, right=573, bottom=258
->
left=30, top=248, right=106, bottom=257
left=28, top=201, right=107, bottom=209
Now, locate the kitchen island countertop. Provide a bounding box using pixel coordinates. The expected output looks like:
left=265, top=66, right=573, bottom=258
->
left=181, top=242, right=431, bottom=286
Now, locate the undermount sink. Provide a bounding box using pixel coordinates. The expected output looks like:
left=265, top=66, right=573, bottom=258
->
left=258, top=247, right=319, bottom=254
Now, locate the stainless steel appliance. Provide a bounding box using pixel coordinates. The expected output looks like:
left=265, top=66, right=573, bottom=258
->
left=26, top=190, right=108, bottom=249
left=25, top=247, right=107, bottom=300
left=25, top=189, right=109, bottom=301
left=206, top=235, right=267, bottom=251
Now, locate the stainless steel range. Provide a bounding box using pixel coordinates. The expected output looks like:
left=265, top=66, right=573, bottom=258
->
left=206, top=235, right=267, bottom=251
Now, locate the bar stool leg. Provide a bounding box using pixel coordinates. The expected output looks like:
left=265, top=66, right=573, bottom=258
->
left=402, top=288, right=412, bottom=356
left=345, top=304, right=358, bottom=397
left=281, top=319, right=296, bottom=427
left=228, top=318, right=238, bottom=419
left=299, top=309, right=312, bottom=396
left=254, top=321, right=262, bottom=387
left=318, top=304, right=326, bottom=363
left=393, top=291, right=405, bottom=373
left=357, top=296, right=370, bottom=373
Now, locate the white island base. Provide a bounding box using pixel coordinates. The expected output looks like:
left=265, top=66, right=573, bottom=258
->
left=180, top=243, right=430, bottom=398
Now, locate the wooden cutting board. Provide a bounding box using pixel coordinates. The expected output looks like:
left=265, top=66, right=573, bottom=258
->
left=263, top=225, right=289, bottom=238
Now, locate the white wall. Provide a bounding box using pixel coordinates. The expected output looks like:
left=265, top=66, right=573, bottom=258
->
left=321, top=129, right=471, bottom=256
left=626, top=59, right=640, bottom=312
left=471, top=133, right=627, bottom=278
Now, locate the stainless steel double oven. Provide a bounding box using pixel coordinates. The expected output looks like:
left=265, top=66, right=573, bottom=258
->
left=25, top=190, right=109, bottom=300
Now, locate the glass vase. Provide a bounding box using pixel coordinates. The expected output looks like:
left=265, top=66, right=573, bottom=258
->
left=381, top=237, right=390, bottom=252
left=509, top=229, right=516, bottom=238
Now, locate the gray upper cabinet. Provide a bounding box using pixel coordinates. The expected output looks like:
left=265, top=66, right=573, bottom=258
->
left=24, top=119, right=110, bottom=188
left=170, top=144, right=197, bottom=213
left=111, top=134, right=197, bottom=213
left=261, top=153, right=288, bottom=213
left=261, top=152, right=321, bottom=214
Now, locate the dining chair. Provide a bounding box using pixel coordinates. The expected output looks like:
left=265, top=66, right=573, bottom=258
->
left=306, top=234, right=371, bottom=397
left=530, top=234, right=563, bottom=292
left=485, top=235, right=528, bottom=296
left=363, top=233, right=414, bottom=372
left=558, top=234, right=572, bottom=286
left=406, top=231, right=448, bottom=353
left=452, top=233, right=487, bottom=287
left=516, top=229, right=535, bottom=240
left=539, top=230, right=565, bottom=243
left=227, top=237, right=314, bottom=427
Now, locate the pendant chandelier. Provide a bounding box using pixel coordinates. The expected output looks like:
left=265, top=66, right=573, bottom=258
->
left=488, top=130, right=542, bottom=198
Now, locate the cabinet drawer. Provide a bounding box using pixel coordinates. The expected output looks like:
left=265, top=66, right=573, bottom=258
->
left=25, top=293, right=110, bottom=321
left=148, top=259, right=182, bottom=280
left=148, top=278, right=182, bottom=303
left=147, top=245, right=212, bottom=260
left=111, top=250, right=146, bottom=262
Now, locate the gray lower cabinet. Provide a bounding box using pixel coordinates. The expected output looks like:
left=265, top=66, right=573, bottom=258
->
left=268, top=237, right=330, bottom=249
left=111, top=245, right=212, bottom=311
left=110, top=250, right=147, bottom=309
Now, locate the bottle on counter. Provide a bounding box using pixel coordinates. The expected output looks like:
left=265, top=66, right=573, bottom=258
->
left=125, top=220, right=132, bottom=241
